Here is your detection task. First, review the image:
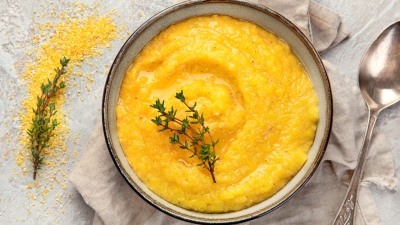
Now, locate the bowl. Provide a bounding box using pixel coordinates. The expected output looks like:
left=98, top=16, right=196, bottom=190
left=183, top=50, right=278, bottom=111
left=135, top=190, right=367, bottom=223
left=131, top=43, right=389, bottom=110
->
left=102, top=0, right=332, bottom=224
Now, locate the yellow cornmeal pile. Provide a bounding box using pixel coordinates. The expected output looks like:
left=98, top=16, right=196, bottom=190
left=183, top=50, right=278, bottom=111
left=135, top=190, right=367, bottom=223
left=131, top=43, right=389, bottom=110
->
left=15, top=1, right=121, bottom=204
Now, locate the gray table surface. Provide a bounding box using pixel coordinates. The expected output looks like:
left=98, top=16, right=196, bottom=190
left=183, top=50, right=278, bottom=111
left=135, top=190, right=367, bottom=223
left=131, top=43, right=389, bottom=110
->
left=1, top=0, right=399, bottom=224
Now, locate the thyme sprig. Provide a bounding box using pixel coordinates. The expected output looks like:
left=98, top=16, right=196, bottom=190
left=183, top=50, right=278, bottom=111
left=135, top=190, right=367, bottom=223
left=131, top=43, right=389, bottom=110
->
left=150, top=91, right=219, bottom=183
left=27, top=57, right=70, bottom=180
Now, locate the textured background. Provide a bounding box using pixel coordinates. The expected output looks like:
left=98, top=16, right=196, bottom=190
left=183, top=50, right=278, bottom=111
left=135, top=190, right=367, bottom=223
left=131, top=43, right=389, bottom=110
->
left=1, top=0, right=399, bottom=224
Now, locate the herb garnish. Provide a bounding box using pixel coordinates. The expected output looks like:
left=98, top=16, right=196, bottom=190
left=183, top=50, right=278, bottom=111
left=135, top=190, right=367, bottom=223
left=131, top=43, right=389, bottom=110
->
left=150, top=91, right=219, bottom=183
left=27, top=57, right=70, bottom=180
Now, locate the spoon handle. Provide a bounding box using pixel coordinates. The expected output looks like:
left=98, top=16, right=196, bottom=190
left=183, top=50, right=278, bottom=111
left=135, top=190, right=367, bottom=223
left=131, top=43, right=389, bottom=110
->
left=332, top=112, right=378, bottom=225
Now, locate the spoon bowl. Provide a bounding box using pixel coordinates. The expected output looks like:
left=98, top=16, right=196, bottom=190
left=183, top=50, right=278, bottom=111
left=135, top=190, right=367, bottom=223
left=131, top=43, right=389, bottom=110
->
left=333, top=21, right=400, bottom=225
left=359, top=22, right=400, bottom=111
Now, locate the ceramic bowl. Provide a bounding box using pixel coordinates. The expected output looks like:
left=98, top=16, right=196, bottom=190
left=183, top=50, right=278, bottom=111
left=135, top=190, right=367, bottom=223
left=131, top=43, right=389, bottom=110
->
left=102, top=0, right=332, bottom=224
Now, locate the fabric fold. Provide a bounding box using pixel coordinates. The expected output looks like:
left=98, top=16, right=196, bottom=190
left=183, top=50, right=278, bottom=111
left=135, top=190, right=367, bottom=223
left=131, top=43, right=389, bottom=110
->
left=309, top=1, right=349, bottom=52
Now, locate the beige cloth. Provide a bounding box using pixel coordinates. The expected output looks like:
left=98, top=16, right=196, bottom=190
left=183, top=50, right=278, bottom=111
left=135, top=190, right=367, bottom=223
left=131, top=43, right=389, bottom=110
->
left=69, top=1, right=398, bottom=224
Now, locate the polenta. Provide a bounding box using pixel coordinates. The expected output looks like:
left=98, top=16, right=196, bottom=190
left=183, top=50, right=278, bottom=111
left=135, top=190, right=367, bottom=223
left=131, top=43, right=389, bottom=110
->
left=116, top=15, right=319, bottom=213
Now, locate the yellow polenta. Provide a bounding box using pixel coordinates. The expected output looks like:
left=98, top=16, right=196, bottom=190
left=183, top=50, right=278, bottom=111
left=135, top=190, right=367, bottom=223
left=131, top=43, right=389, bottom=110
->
left=116, top=15, right=318, bottom=213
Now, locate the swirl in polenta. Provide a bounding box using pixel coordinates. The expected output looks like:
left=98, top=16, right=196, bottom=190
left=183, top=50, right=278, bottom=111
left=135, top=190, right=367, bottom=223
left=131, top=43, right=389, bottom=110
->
left=116, top=15, right=319, bottom=213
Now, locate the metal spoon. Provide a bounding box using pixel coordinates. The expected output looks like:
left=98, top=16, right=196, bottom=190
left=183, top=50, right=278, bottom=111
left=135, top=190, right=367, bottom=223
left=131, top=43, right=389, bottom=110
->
left=333, top=21, right=400, bottom=225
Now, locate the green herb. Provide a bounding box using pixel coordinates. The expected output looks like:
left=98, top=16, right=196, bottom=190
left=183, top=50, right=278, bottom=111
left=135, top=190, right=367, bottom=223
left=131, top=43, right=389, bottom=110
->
left=150, top=91, right=219, bottom=183
left=27, top=57, right=70, bottom=180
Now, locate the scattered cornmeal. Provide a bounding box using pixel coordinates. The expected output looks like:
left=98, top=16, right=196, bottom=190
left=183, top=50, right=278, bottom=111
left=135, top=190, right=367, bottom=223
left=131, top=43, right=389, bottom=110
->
left=116, top=15, right=319, bottom=213
left=15, top=1, right=120, bottom=214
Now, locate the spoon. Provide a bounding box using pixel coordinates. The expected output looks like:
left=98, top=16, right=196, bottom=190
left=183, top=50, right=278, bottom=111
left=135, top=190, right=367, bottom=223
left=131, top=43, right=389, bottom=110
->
left=333, top=21, right=400, bottom=225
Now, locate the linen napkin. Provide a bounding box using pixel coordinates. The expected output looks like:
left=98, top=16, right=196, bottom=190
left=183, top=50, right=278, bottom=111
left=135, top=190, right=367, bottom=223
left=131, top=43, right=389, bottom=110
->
left=69, top=0, right=398, bottom=224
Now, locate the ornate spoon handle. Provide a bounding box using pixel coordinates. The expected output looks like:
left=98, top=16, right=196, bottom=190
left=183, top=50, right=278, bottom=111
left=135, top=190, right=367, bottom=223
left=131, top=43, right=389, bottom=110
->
left=332, top=112, right=378, bottom=225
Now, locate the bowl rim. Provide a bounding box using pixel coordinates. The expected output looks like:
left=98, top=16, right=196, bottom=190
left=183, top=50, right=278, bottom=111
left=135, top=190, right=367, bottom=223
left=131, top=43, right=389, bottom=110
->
left=102, top=0, right=333, bottom=224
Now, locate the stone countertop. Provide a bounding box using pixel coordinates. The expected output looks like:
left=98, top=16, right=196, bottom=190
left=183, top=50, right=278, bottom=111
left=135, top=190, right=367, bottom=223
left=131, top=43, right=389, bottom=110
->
left=0, top=0, right=399, bottom=224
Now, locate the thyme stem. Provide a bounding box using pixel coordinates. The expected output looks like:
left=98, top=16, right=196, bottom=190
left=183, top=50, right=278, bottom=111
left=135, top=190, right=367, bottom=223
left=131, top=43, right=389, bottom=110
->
left=27, top=57, right=70, bottom=180
left=150, top=90, right=219, bottom=183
